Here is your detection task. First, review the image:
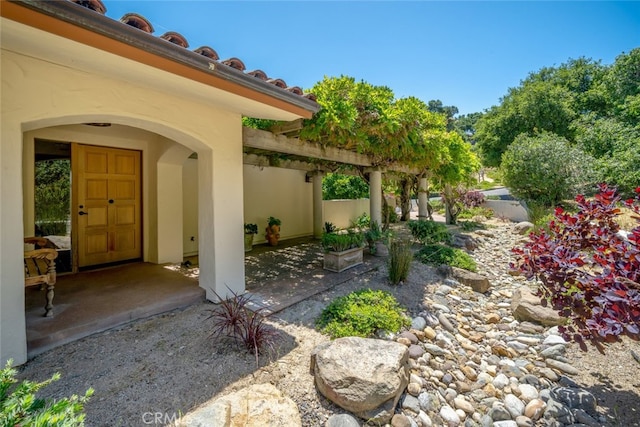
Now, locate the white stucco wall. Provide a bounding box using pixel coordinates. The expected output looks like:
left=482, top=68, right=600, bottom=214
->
left=483, top=200, right=530, bottom=222
left=243, top=165, right=313, bottom=242
left=183, top=158, right=199, bottom=256
left=323, top=199, right=371, bottom=229
left=2, top=48, right=246, bottom=365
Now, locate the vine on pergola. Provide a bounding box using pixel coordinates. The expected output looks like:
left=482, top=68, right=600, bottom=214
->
left=244, top=75, right=480, bottom=222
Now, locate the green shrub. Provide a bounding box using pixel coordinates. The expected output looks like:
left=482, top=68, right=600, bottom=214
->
left=388, top=239, right=413, bottom=285
left=458, top=206, right=494, bottom=219
left=317, top=289, right=410, bottom=338
left=501, top=132, right=596, bottom=206
left=416, top=244, right=477, bottom=272
left=1, top=360, right=93, bottom=426
left=382, top=204, right=398, bottom=223
left=351, top=212, right=370, bottom=229
left=407, top=220, right=451, bottom=244
left=321, top=230, right=364, bottom=252
left=428, top=199, right=445, bottom=215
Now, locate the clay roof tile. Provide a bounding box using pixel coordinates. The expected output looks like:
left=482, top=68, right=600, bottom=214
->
left=193, top=46, right=219, bottom=60
left=68, top=0, right=107, bottom=15
left=221, top=57, right=246, bottom=71
left=160, top=31, right=189, bottom=48
left=120, top=13, right=154, bottom=33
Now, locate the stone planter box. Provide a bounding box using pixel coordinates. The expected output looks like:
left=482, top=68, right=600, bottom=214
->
left=323, top=247, right=364, bottom=273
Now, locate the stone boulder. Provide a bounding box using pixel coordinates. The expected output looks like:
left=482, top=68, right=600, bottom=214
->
left=179, top=383, right=301, bottom=427
left=511, top=286, right=566, bottom=326
left=514, top=221, right=534, bottom=235
left=451, top=267, right=491, bottom=293
left=311, top=337, right=410, bottom=423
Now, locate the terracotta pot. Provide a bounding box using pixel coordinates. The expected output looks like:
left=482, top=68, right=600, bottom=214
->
left=266, top=225, right=280, bottom=246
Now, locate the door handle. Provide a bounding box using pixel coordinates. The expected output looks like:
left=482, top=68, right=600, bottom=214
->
left=78, top=211, right=88, bottom=216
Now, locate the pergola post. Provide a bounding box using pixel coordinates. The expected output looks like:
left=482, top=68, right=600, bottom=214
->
left=418, top=176, right=429, bottom=221
left=311, top=170, right=325, bottom=238
left=368, top=168, right=382, bottom=226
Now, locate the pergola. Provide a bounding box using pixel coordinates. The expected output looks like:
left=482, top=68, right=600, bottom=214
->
left=241, top=121, right=432, bottom=235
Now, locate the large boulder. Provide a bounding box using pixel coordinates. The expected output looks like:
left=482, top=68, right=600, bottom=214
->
left=179, top=383, right=301, bottom=427
left=311, top=337, right=410, bottom=423
left=511, top=286, right=566, bottom=326
left=451, top=267, right=491, bottom=293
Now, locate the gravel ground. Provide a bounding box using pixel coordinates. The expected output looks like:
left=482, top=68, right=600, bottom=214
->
left=15, top=224, right=640, bottom=427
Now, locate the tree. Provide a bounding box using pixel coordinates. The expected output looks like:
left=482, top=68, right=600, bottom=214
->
left=512, top=184, right=640, bottom=351
left=501, top=132, right=595, bottom=206
left=322, top=173, right=369, bottom=200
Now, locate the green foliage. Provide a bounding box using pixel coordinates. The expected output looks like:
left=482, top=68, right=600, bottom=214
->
left=382, top=203, right=398, bottom=224
left=1, top=360, right=93, bottom=426
left=407, top=220, right=451, bottom=244
left=458, top=220, right=486, bottom=232
left=267, top=216, right=281, bottom=227
left=323, top=222, right=336, bottom=234
left=244, top=223, right=258, bottom=234
left=416, top=244, right=477, bottom=272
left=241, top=117, right=279, bottom=130
left=321, top=230, right=364, bottom=252
left=322, top=173, right=369, bottom=200
left=317, top=289, right=410, bottom=339
left=351, top=212, right=371, bottom=229
left=458, top=206, right=494, bottom=220
left=35, top=159, right=70, bottom=235
left=388, top=240, right=413, bottom=285
left=501, top=132, right=596, bottom=206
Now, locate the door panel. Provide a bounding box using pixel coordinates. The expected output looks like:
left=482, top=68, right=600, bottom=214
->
left=74, top=144, right=141, bottom=267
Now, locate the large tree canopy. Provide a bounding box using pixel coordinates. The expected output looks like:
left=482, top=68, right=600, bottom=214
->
left=475, top=48, right=640, bottom=198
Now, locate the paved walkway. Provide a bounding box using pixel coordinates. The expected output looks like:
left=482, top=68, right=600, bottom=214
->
left=243, top=236, right=386, bottom=314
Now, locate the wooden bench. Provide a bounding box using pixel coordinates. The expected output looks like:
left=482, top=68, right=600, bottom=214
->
left=24, top=237, right=58, bottom=317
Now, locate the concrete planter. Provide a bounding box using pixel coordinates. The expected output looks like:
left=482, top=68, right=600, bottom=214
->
left=323, top=247, right=364, bottom=273
left=244, top=233, right=254, bottom=252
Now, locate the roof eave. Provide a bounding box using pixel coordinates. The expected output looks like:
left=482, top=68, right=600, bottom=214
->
left=5, top=0, right=320, bottom=116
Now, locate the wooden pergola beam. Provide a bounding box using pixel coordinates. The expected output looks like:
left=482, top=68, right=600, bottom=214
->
left=243, top=127, right=373, bottom=167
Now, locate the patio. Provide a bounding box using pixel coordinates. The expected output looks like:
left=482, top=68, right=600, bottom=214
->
left=25, top=236, right=387, bottom=358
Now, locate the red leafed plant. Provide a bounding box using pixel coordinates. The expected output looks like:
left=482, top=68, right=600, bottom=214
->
left=512, top=183, right=640, bottom=351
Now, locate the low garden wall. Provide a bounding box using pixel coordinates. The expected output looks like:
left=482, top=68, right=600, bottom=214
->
left=482, top=199, right=529, bottom=222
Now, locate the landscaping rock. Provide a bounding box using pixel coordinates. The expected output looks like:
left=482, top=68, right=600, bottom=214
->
left=511, top=287, right=566, bottom=326
left=180, top=383, right=301, bottom=427
left=451, top=267, right=491, bottom=293
left=513, top=222, right=534, bottom=235
left=311, top=337, right=410, bottom=423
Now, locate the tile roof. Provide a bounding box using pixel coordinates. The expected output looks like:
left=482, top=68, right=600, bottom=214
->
left=69, top=0, right=317, bottom=102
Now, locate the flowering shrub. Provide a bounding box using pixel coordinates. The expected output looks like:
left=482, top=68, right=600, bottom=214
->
left=461, top=190, right=486, bottom=209
left=512, top=183, right=640, bottom=351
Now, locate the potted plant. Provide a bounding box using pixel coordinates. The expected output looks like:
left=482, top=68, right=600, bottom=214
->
left=244, top=223, right=258, bottom=252
left=265, top=216, right=281, bottom=246
left=364, top=221, right=389, bottom=257
left=322, top=228, right=365, bottom=272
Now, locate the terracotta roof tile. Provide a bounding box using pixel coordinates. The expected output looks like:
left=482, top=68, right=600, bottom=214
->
left=286, top=86, right=304, bottom=96
left=69, top=0, right=106, bottom=15
left=267, top=78, right=287, bottom=89
left=221, top=57, right=246, bottom=71
left=160, top=31, right=189, bottom=48
left=193, top=46, right=219, bottom=60
left=65, top=0, right=317, bottom=103
left=120, top=13, right=154, bottom=33
left=247, top=70, right=269, bottom=81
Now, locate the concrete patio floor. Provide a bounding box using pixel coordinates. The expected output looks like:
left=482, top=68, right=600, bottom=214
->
left=25, top=235, right=387, bottom=359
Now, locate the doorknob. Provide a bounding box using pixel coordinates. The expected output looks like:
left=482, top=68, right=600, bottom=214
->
left=78, top=211, right=88, bottom=216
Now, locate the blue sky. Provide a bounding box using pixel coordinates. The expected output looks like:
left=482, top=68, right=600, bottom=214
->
left=104, top=1, right=640, bottom=116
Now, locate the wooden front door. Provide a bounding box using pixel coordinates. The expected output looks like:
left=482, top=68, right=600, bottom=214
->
left=73, top=144, right=141, bottom=268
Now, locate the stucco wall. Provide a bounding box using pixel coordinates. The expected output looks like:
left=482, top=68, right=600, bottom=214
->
left=243, top=165, right=313, bottom=242
left=183, top=158, right=199, bottom=256
left=323, top=199, right=371, bottom=229
left=483, top=200, right=530, bottom=222
left=2, top=49, right=245, bottom=365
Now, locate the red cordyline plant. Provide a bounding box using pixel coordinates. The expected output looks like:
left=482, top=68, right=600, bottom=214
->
left=511, top=183, right=640, bottom=352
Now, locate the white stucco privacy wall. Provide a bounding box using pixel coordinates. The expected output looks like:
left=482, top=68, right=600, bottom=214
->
left=243, top=165, right=314, bottom=242
left=1, top=48, right=246, bottom=365
left=323, top=199, right=371, bottom=229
